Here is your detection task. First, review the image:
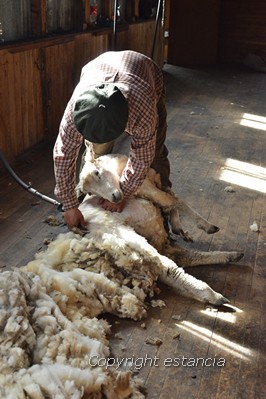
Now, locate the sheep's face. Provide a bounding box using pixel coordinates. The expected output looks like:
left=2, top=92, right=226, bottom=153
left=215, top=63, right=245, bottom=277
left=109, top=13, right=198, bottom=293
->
left=80, top=161, right=123, bottom=203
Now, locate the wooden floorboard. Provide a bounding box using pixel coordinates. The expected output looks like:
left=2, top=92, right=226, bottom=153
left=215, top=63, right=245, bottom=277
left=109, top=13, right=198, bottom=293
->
left=0, top=65, right=265, bottom=398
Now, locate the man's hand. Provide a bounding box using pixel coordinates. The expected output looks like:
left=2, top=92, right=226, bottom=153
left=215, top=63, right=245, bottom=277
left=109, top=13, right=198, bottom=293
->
left=98, top=198, right=127, bottom=213
left=64, top=208, right=87, bottom=230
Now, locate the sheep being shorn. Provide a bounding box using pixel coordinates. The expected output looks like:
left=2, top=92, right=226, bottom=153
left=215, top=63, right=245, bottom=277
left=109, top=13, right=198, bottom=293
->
left=78, top=151, right=221, bottom=243
left=77, top=197, right=229, bottom=305
left=79, top=153, right=243, bottom=269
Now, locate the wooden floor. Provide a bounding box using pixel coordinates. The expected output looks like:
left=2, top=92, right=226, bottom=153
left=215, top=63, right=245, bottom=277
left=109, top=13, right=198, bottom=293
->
left=0, top=64, right=265, bottom=398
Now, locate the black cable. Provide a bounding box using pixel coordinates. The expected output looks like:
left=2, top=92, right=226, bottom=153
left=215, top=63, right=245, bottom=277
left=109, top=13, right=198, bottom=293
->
left=0, top=149, right=63, bottom=211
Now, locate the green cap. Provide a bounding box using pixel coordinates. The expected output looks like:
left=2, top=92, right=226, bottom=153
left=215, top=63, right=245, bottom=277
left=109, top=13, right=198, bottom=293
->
left=73, top=84, right=128, bottom=143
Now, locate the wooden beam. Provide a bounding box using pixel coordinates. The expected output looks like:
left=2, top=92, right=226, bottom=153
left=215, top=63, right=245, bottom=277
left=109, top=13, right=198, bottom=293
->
left=73, top=0, right=84, bottom=32
left=101, top=0, right=113, bottom=20
left=30, top=0, right=46, bottom=37
left=83, top=0, right=90, bottom=28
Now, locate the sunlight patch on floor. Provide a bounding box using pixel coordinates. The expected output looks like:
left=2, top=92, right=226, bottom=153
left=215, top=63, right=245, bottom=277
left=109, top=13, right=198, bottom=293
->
left=219, top=158, right=266, bottom=193
left=200, top=304, right=243, bottom=323
left=177, top=320, right=254, bottom=361
left=239, top=113, right=266, bottom=131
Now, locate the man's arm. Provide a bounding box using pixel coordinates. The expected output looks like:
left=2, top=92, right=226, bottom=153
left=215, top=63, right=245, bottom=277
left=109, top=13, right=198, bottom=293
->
left=53, top=105, right=87, bottom=229
left=100, top=127, right=157, bottom=213
left=120, top=125, right=157, bottom=197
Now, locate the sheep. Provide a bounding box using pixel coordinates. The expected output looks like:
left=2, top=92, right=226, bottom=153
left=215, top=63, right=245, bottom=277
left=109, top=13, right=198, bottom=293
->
left=78, top=152, right=243, bottom=269
left=78, top=151, right=221, bottom=241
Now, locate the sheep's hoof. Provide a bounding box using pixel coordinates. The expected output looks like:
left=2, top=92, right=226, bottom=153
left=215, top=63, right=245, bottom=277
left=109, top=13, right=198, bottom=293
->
left=206, top=225, right=220, bottom=234
left=171, top=228, right=194, bottom=243
left=211, top=295, right=230, bottom=306
left=182, top=231, right=194, bottom=243
left=229, top=252, right=244, bottom=263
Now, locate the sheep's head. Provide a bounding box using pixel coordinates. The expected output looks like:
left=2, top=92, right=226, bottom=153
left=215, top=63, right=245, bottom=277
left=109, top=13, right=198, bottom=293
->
left=79, top=160, right=123, bottom=203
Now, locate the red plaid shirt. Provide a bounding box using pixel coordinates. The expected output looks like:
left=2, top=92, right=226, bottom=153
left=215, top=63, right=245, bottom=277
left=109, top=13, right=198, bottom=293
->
left=53, top=50, right=164, bottom=210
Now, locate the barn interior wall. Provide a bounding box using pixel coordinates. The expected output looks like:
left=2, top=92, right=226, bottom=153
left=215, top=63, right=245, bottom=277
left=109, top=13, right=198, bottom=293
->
left=218, top=0, right=266, bottom=64
left=1, top=0, right=266, bottom=162
left=0, top=19, right=161, bottom=163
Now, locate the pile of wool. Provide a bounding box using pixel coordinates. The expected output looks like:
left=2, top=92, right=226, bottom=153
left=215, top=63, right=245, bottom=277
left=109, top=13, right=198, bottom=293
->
left=0, top=229, right=162, bottom=398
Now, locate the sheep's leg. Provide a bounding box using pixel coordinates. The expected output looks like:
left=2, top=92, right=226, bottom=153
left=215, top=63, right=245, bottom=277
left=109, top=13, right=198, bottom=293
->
left=164, top=245, right=244, bottom=267
left=168, top=208, right=194, bottom=242
left=136, top=181, right=193, bottom=239
left=136, top=179, right=177, bottom=210
left=88, top=216, right=228, bottom=305
left=169, top=196, right=220, bottom=235
left=136, top=181, right=219, bottom=238
left=156, top=254, right=229, bottom=305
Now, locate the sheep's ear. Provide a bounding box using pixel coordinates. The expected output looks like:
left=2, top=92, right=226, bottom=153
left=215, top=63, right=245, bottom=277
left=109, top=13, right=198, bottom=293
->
left=84, top=145, right=96, bottom=164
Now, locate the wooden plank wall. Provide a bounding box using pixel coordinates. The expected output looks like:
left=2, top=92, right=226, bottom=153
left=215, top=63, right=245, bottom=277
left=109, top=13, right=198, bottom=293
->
left=0, top=0, right=32, bottom=42
left=46, top=0, right=78, bottom=33
left=167, top=0, right=221, bottom=66
left=218, top=0, right=266, bottom=64
left=0, top=20, right=161, bottom=162
left=128, top=20, right=163, bottom=62
left=0, top=33, right=109, bottom=161
left=0, top=48, right=44, bottom=159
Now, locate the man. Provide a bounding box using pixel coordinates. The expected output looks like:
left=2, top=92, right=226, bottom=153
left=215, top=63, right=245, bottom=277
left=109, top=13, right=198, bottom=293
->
left=53, top=50, right=171, bottom=230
